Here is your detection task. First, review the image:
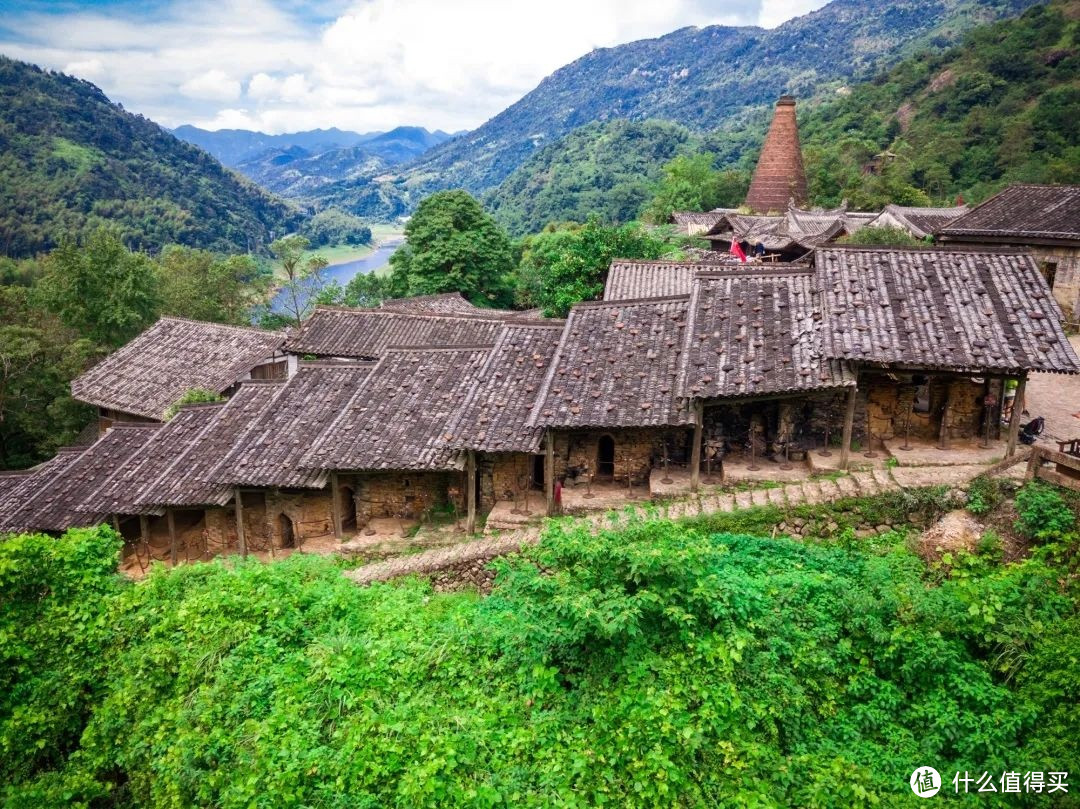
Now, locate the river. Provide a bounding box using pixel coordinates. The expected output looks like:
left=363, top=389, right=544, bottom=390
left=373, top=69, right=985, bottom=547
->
left=270, top=237, right=403, bottom=314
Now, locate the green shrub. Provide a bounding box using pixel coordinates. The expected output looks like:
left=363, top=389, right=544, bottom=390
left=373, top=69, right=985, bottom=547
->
left=1014, top=481, right=1076, bottom=541
left=967, top=475, right=1005, bottom=516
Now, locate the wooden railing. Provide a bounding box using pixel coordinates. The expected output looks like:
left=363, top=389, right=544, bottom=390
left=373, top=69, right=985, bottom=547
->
left=1027, top=443, right=1080, bottom=491
left=1057, top=439, right=1080, bottom=458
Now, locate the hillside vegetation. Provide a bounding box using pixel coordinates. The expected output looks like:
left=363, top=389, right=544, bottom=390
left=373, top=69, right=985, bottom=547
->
left=3, top=481, right=1078, bottom=807
left=396, top=0, right=1039, bottom=200
left=0, top=57, right=304, bottom=258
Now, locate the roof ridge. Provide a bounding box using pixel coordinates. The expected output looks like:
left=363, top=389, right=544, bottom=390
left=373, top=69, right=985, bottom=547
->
left=381, top=344, right=495, bottom=352
left=572, top=294, right=691, bottom=309
left=157, top=315, right=284, bottom=338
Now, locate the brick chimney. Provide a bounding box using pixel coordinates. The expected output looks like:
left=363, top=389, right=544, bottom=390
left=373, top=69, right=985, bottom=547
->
left=744, top=95, right=809, bottom=214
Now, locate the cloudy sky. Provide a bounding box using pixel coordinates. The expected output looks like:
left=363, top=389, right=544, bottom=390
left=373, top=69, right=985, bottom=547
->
left=0, top=0, right=827, bottom=134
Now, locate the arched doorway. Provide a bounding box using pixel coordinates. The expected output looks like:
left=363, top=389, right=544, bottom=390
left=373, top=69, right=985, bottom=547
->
left=597, top=434, right=615, bottom=479
left=341, top=486, right=357, bottom=531
left=278, top=513, right=295, bottom=548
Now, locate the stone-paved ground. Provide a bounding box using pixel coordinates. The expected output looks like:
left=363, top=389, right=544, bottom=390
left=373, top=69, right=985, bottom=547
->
left=1025, top=335, right=1080, bottom=446
left=344, top=465, right=989, bottom=586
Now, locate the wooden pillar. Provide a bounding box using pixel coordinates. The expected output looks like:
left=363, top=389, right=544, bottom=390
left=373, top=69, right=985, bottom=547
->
left=465, top=451, right=477, bottom=536
left=234, top=488, right=247, bottom=558
left=166, top=508, right=177, bottom=566
left=937, top=381, right=954, bottom=450
left=1006, top=374, right=1028, bottom=457
left=839, top=382, right=858, bottom=470
left=330, top=472, right=343, bottom=539
left=690, top=401, right=703, bottom=492
left=544, top=431, right=555, bottom=516
left=139, top=515, right=149, bottom=546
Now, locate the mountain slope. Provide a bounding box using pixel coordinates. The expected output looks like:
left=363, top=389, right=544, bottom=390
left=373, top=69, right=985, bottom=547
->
left=397, top=0, right=1040, bottom=199
left=172, top=125, right=371, bottom=166
left=0, top=57, right=303, bottom=258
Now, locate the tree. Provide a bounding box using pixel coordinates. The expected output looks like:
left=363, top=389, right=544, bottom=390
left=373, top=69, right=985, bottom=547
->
left=157, top=246, right=271, bottom=325
left=36, top=228, right=160, bottom=348
left=527, top=218, right=668, bottom=317
left=389, top=191, right=515, bottom=307
left=163, top=388, right=225, bottom=421
left=271, top=235, right=329, bottom=328
left=643, top=153, right=749, bottom=224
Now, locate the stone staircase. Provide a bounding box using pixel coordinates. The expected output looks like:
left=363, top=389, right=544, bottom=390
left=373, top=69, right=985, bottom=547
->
left=344, top=464, right=1000, bottom=587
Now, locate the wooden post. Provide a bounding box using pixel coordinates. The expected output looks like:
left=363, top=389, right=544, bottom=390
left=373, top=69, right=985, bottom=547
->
left=544, top=431, right=555, bottom=516
left=330, top=472, right=343, bottom=539
left=465, top=451, right=477, bottom=536
left=166, top=508, right=177, bottom=567
left=234, top=488, right=247, bottom=558
left=937, top=382, right=953, bottom=450
left=139, top=515, right=149, bottom=546
left=690, top=401, right=703, bottom=492
left=1007, top=374, right=1028, bottom=457
left=839, top=383, right=858, bottom=470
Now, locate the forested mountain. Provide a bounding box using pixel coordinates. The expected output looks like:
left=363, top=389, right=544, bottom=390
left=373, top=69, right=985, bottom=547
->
left=233, top=126, right=452, bottom=198
left=172, top=125, right=372, bottom=166
left=486, top=121, right=699, bottom=236
left=484, top=1, right=1079, bottom=232
left=396, top=0, right=1040, bottom=200
left=0, top=57, right=304, bottom=258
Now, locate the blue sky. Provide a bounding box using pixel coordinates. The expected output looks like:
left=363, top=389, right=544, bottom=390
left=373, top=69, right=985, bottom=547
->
left=0, top=0, right=827, bottom=134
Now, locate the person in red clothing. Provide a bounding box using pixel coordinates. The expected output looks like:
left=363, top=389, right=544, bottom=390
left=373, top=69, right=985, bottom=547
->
left=553, top=478, right=563, bottom=514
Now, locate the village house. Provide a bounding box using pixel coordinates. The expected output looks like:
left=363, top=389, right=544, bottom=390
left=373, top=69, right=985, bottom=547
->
left=865, top=203, right=969, bottom=240
left=71, top=316, right=291, bottom=433
left=935, top=184, right=1080, bottom=326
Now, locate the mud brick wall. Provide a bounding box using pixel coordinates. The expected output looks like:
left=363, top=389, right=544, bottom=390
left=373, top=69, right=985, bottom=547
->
left=552, top=428, right=688, bottom=485
left=264, top=489, right=334, bottom=547
left=349, top=471, right=461, bottom=522
left=864, top=376, right=985, bottom=443
left=1032, top=245, right=1080, bottom=324
left=491, top=453, right=532, bottom=502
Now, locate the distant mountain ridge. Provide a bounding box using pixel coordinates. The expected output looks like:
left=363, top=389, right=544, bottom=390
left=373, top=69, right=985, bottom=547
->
left=0, top=56, right=303, bottom=258
left=393, top=0, right=1041, bottom=201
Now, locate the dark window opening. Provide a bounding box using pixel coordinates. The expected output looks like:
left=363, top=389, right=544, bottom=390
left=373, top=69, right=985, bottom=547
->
left=531, top=455, right=545, bottom=490
left=278, top=513, right=295, bottom=548
left=597, top=435, right=615, bottom=478
left=1040, top=261, right=1058, bottom=290
left=341, top=486, right=357, bottom=531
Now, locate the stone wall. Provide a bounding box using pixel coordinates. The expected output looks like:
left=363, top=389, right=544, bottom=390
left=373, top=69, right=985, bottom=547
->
left=704, top=392, right=867, bottom=454
left=864, top=374, right=987, bottom=444
left=551, top=428, right=688, bottom=485
left=1032, top=245, right=1080, bottom=324
left=491, top=453, right=536, bottom=503
left=347, top=471, right=462, bottom=523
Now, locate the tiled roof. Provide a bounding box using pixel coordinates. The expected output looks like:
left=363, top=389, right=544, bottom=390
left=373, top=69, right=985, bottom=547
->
left=936, top=184, right=1080, bottom=242
left=135, top=382, right=283, bottom=508
left=305, top=347, right=491, bottom=471
left=0, top=426, right=159, bottom=532
left=284, top=307, right=507, bottom=358
left=678, top=269, right=855, bottom=400
left=219, top=362, right=375, bottom=488
left=815, top=247, right=1080, bottom=374
left=378, top=292, right=492, bottom=316
left=445, top=323, right=564, bottom=453
left=529, top=297, right=691, bottom=429
left=671, top=211, right=729, bottom=229
left=604, top=260, right=700, bottom=301
left=71, top=317, right=284, bottom=419
left=0, top=449, right=87, bottom=532
left=868, top=204, right=968, bottom=239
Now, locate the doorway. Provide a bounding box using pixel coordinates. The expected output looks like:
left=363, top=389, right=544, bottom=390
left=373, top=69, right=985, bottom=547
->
left=341, top=486, right=357, bottom=531
left=597, top=435, right=615, bottom=479
left=531, top=455, right=545, bottom=490
left=278, top=513, right=295, bottom=548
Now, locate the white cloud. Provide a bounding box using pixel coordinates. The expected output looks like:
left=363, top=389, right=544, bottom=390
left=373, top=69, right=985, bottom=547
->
left=757, top=0, right=829, bottom=29
left=180, top=68, right=242, bottom=101
left=0, top=0, right=827, bottom=134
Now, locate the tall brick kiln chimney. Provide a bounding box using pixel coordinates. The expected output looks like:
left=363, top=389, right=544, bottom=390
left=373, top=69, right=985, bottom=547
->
left=744, top=95, right=808, bottom=214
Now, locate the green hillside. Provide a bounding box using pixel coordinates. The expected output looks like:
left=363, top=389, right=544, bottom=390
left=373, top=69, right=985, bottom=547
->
left=0, top=57, right=305, bottom=258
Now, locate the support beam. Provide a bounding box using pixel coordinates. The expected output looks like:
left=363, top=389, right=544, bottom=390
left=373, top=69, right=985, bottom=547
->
left=1006, top=374, right=1028, bottom=457
left=839, top=382, right=858, bottom=470
left=937, top=381, right=954, bottom=450
left=690, top=401, right=703, bottom=492
left=234, top=488, right=247, bottom=558
left=166, top=508, right=177, bottom=567
left=330, top=471, right=343, bottom=539
left=139, top=515, right=149, bottom=547
left=544, top=431, right=555, bottom=516
left=465, top=451, right=477, bottom=536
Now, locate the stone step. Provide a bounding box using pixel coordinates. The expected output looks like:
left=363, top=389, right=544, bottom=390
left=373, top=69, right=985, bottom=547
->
left=715, top=494, right=737, bottom=513
left=800, top=481, right=823, bottom=505
left=817, top=478, right=842, bottom=500
left=852, top=472, right=879, bottom=495
left=783, top=483, right=807, bottom=506
left=872, top=468, right=896, bottom=490
left=834, top=474, right=860, bottom=498
left=766, top=487, right=788, bottom=507
left=734, top=491, right=755, bottom=510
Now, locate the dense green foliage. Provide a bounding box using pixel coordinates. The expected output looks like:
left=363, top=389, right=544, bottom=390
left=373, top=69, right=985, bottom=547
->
left=161, top=388, right=225, bottom=421
left=1015, top=481, right=1077, bottom=541
left=794, top=1, right=1080, bottom=206
left=487, top=121, right=695, bottom=236
left=836, top=225, right=926, bottom=246
left=0, top=57, right=304, bottom=258
left=389, top=191, right=516, bottom=307
left=642, top=153, right=750, bottom=224
left=299, top=208, right=372, bottom=247
left=516, top=219, right=668, bottom=316
left=2, top=483, right=1079, bottom=806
